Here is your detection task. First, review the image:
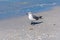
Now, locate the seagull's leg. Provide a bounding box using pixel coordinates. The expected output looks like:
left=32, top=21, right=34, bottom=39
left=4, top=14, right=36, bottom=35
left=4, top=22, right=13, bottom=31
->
left=31, top=21, right=33, bottom=25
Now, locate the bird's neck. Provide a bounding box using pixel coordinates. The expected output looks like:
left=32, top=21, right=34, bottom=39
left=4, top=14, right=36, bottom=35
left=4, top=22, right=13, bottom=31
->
left=28, top=14, right=33, bottom=17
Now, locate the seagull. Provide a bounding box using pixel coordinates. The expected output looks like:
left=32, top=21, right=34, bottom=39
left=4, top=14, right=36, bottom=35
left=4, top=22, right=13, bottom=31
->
left=26, top=12, right=42, bottom=25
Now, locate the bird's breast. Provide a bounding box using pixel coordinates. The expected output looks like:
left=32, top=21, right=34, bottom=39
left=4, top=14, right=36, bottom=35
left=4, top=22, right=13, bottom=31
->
left=28, top=15, right=35, bottom=20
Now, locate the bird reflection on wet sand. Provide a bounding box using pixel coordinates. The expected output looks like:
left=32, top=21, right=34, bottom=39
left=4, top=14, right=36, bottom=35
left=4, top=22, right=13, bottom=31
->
left=31, top=21, right=43, bottom=25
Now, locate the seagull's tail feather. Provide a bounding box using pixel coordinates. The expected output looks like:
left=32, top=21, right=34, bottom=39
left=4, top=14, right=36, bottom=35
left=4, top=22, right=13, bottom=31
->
left=38, top=16, right=43, bottom=19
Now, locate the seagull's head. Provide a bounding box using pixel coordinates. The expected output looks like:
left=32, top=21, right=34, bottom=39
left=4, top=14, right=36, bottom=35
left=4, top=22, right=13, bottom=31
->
left=26, top=12, right=32, bottom=15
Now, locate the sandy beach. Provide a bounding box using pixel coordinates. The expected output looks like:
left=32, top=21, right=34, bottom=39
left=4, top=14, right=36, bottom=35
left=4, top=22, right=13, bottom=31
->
left=0, top=6, right=60, bottom=40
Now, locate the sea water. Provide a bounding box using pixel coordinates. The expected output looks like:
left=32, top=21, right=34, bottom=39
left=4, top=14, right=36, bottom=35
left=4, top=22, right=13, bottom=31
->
left=0, top=0, right=60, bottom=20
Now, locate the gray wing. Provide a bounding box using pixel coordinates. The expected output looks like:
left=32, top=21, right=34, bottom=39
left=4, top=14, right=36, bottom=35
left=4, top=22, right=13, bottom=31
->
left=33, top=15, right=39, bottom=20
